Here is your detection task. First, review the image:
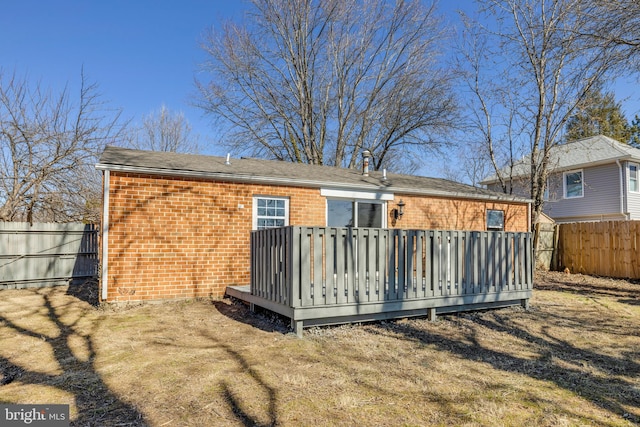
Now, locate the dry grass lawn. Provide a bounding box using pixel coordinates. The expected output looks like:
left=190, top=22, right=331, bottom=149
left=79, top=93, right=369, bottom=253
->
left=0, top=271, right=639, bottom=426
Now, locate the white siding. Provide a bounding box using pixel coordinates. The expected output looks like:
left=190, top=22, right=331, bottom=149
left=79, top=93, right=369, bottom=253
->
left=543, top=163, right=622, bottom=221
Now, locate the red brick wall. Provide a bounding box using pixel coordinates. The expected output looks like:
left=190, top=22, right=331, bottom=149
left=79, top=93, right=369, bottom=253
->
left=103, top=172, right=324, bottom=302
left=387, top=195, right=529, bottom=232
left=102, top=172, right=529, bottom=302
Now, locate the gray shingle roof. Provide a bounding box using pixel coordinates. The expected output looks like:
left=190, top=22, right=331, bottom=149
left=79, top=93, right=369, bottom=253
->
left=97, top=145, right=529, bottom=203
left=481, top=135, right=640, bottom=184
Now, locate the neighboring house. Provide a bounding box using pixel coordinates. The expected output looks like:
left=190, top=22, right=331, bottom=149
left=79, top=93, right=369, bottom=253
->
left=96, top=146, right=531, bottom=303
left=481, top=135, right=640, bottom=223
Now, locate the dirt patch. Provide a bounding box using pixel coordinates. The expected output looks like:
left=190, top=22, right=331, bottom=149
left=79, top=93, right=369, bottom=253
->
left=0, top=271, right=639, bottom=426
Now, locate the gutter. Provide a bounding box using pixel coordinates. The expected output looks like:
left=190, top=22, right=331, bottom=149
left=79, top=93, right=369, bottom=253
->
left=95, top=163, right=531, bottom=205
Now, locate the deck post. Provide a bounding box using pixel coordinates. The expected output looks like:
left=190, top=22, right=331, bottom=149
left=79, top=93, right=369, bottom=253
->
left=291, top=318, right=304, bottom=337
left=427, top=307, right=436, bottom=322
left=520, top=298, right=530, bottom=310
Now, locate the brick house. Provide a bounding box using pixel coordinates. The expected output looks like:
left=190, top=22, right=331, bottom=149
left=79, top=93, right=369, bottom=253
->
left=96, top=146, right=531, bottom=303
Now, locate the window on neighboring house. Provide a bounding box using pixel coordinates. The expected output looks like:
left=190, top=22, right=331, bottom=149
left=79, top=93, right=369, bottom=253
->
left=543, top=180, right=549, bottom=201
left=629, top=163, right=639, bottom=193
left=486, top=209, right=504, bottom=231
left=253, top=196, right=289, bottom=230
left=563, top=170, right=583, bottom=198
left=327, top=199, right=384, bottom=228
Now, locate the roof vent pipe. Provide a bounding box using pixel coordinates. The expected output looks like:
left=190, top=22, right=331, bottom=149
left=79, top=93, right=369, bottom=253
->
left=362, top=149, right=371, bottom=176
left=382, top=168, right=387, bottom=181
left=225, top=153, right=231, bottom=165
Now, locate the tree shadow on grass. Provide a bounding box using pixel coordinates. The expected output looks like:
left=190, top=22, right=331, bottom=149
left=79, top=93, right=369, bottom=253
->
left=148, top=322, right=280, bottom=427
left=0, top=288, right=146, bottom=426
left=374, top=307, right=640, bottom=425
left=217, top=339, right=278, bottom=427
left=535, top=275, right=640, bottom=304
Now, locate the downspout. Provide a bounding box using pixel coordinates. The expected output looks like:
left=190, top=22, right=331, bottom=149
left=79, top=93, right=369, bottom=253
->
left=616, top=160, right=627, bottom=220
left=101, top=170, right=110, bottom=301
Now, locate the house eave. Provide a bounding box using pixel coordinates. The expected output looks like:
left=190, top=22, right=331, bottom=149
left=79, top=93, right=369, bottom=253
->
left=96, top=163, right=530, bottom=205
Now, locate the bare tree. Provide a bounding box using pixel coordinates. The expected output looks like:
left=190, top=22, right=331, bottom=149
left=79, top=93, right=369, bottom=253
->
left=460, top=0, right=624, bottom=227
left=196, top=0, right=457, bottom=171
left=582, top=0, right=640, bottom=66
left=456, top=17, right=526, bottom=193
left=0, top=70, right=124, bottom=223
left=132, top=104, right=199, bottom=153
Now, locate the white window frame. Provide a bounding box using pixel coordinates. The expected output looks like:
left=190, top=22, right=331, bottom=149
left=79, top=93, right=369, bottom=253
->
left=543, top=178, right=549, bottom=201
left=629, top=163, right=639, bottom=193
left=326, top=198, right=387, bottom=228
left=563, top=169, right=584, bottom=199
left=252, top=196, right=289, bottom=230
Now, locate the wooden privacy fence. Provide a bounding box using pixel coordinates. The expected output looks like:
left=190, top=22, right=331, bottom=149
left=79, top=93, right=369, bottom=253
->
left=0, top=222, right=99, bottom=289
left=247, top=227, right=533, bottom=334
left=557, top=221, right=640, bottom=279
left=534, top=222, right=558, bottom=270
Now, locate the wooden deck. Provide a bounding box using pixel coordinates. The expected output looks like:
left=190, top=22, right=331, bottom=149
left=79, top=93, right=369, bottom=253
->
left=227, top=226, right=533, bottom=336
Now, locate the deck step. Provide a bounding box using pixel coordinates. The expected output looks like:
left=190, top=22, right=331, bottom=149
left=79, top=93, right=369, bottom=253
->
left=225, top=285, right=251, bottom=300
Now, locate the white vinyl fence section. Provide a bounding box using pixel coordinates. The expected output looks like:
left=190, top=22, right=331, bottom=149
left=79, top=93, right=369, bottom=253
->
left=0, top=222, right=98, bottom=289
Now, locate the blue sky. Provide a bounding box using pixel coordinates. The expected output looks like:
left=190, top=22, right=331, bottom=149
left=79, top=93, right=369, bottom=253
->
left=2, top=1, right=639, bottom=161
left=1, top=1, right=245, bottom=155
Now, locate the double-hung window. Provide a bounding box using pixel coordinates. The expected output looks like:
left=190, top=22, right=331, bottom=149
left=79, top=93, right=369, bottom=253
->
left=629, top=163, right=639, bottom=193
left=253, top=196, right=289, bottom=230
left=563, top=170, right=584, bottom=199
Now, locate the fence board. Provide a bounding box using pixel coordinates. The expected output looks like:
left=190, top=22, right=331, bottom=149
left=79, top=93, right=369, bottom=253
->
left=312, top=228, right=324, bottom=305
left=0, top=222, right=98, bottom=288
left=433, top=231, right=442, bottom=296
left=415, top=231, right=425, bottom=298
left=367, top=229, right=378, bottom=301
left=558, top=220, right=640, bottom=279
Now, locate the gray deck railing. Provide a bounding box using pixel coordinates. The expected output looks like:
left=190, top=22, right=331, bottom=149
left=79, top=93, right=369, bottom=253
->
left=250, top=227, right=533, bottom=309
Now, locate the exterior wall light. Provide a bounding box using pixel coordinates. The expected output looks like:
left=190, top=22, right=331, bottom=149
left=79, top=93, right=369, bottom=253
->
left=394, top=199, right=405, bottom=220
